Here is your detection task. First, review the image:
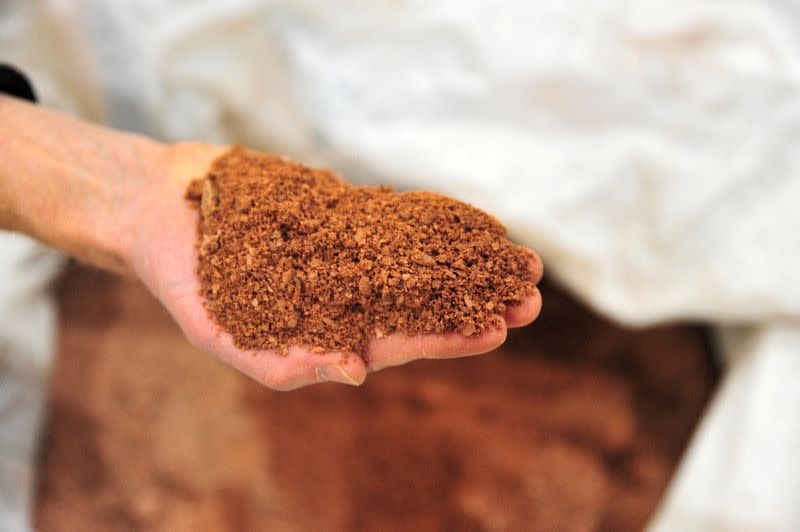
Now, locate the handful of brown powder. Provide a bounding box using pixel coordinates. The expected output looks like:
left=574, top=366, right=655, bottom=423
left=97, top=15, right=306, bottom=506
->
left=186, top=146, right=537, bottom=357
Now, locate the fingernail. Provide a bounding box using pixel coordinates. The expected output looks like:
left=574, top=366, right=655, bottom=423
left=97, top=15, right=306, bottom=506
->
left=316, top=365, right=360, bottom=386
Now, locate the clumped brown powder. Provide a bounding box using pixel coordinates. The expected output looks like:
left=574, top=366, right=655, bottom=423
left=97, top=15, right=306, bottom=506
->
left=186, top=146, right=537, bottom=356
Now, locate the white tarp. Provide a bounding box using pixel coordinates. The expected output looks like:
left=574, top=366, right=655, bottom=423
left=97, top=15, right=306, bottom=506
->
left=1, top=1, right=798, bottom=530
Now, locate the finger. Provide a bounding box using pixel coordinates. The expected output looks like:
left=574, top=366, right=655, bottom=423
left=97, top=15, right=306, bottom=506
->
left=366, top=319, right=507, bottom=372
left=165, top=289, right=368, bottom=390
left=209, top=333, right=367, bottom=391
left=504, top=287, right=542, bottom=328
left=167, top=142, right=230, bottom=188
left=527, top=248, right=544, bottom=285
left=143, top=209, right=367, bottom=391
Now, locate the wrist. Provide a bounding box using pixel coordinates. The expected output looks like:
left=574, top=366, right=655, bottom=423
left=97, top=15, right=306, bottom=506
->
left=78, top=135, right=171, bottom=275
left=0, top=95, right=169, bottom=274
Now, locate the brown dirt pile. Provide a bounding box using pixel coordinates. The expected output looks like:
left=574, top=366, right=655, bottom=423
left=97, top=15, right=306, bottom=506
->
left=186, top=146, right=536, bottom=355
left=36, top=268, right=718, bottom=532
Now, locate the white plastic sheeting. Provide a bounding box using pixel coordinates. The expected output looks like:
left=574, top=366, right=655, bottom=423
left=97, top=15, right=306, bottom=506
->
left=1, top=1, right=798, bottom=530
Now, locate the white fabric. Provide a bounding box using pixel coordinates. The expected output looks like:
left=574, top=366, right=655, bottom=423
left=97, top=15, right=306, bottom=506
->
left=1, top=3, right=88, bottom=530
left=0, top=234, right=63, bottom=532
left=0, top=350, right=52, bottom=532
left=1, top=1, right=799, bottom=530
left=650, top=325, right=800, bottom=532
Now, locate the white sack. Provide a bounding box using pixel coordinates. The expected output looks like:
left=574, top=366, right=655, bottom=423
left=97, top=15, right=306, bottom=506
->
left=2, top=1, right=799, bottom=530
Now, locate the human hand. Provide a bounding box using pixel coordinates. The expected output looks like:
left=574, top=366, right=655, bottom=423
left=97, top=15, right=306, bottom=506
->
left=124, top=142, right=543, bottom=390
left=0, top=95, right=541, bottom=390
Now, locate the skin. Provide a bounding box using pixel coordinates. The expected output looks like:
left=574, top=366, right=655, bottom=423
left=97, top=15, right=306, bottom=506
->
left=0, top=95, right=543, bottom=390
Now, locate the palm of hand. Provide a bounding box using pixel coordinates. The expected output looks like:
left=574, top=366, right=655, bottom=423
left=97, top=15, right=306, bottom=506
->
left=126, top=143, right=542, bottom=390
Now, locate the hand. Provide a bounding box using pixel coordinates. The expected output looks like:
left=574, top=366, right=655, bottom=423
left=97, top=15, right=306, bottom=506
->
left=125, top=142, right=543, bottom=390
left=0, top=96, right=542, bottom=391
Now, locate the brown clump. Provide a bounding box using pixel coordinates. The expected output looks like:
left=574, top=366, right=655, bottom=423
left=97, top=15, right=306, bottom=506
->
left=186, top=146, right=537, bottom=356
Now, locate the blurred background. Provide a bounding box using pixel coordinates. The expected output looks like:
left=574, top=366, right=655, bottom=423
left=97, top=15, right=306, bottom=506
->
left=37, top=267, right=716, bottom=531
left=2, top=1, right=799, bottom=531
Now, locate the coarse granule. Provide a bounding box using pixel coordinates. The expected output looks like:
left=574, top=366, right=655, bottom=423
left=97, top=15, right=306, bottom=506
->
left=186, top=146, right=537, bottom=356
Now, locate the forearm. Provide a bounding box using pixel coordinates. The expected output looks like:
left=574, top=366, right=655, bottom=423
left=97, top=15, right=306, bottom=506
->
left=0, top=95, right=168, bottom=273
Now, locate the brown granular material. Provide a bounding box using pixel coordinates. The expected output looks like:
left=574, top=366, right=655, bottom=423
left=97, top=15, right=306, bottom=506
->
left=186, top=146, right=536, bottom=356
left=38, top=269, right=718, bottom=532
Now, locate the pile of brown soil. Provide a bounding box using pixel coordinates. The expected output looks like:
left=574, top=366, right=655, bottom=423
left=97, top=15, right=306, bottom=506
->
left=36, top=267, right=717, bottom=532
left=186, top=147, right=536, bottom=355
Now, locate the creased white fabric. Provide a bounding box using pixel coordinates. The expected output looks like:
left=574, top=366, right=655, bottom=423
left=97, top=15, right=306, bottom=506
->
left=1, top=1, right=798, bottom=530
